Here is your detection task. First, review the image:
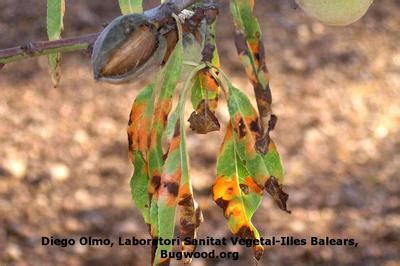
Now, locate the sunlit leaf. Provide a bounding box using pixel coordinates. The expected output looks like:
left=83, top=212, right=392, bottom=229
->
left=189, top=22, right=221, bottom=135
left=230, top=0, right=275, bottom=152
left=118, top=0, right=142, bottom=15
left=154, top=62, right=206, bottom=265
left=213, top=124, right=264, bottom=260
left=148, top=20, right=184, bottom=265
left=226, top=82, right=289, bottom=213
left=127, top=84, right=155, bottom=224
left=47, top=0, right=65, bottom=87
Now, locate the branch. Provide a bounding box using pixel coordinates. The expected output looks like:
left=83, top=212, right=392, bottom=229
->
left=0, top=0, right=199, bottom=67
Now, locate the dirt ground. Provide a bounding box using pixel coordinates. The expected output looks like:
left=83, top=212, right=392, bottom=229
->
left=0, top=0, right=399, bottom=265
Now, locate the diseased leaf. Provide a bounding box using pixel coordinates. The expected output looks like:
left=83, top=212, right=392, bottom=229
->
left=154, top=62, right=206, bottom=265
left=127, top=84, right=156, bottom=224
left=162, top=108, right=179, bottom=147
left=230, top=0, right=275, bottom=152
left=213, top=124, right=264, bottom=260
left=189, top=22, right=221, bottom=135
left=148, top=21, right=184, bottom=265
left=178, top=183, right=203, bottom=264
left=191, top=69, right=219, bottom=111
left=188, top=99, right=220, bottom=134
left=118, top=0, right=142, bottom=15
left=155, top=121, right=182, bottom=266
left=226, top=82, right=289, bottom=213
left=47, top=0, right=65, bottom=87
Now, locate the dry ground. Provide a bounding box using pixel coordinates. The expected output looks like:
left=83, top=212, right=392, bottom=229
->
left=0, top=0, right=399, bottom=265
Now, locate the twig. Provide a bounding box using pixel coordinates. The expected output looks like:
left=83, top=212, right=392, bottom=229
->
left=0, top=34, right=98, bottom=65
left=0, top=0, right=199, bottom=66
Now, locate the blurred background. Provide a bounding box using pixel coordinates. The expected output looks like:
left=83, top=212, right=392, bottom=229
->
left=0, top=0, right=399, bottom=265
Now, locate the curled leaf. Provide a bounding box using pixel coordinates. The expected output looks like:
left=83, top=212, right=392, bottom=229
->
left=188, top=99, right=220, bottom=134
left=226, top=82, right=289, bottom=213
left=230, top=0, right=276, bottom=153
left=265, top=176, right=290, bottom=213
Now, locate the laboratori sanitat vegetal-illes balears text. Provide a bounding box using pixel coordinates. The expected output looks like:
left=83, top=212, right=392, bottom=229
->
left=42, top=236, right=359, bottom=248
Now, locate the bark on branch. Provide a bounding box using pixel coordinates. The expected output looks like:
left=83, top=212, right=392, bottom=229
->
left=0, top=0, right=200, bottom=68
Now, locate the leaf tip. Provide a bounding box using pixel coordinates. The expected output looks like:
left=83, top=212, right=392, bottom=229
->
left=265, top=176, right=290, bottom=213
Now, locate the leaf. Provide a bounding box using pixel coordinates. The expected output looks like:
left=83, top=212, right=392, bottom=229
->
left=127, top=84, right=156, bottom=224
left=154, top=61, right=205, bottom=265
left=162, top=108, right=179, bottom=147
left=118, top=0, right=142, bottom=15
left=178, top=182, right=203, bottom=264
left=189, top=22, right=221, bottom=135
left=190, top=22, right=220, bottom=111
left=155, top=120, right=182, bottom=266
left=213, top=124, right=264, bottom=260
left=230, top=0, right=275, bottom=152
left=47, top=0, right=65, bottom=87
left=188, top=99, right=220, bottom=134
left=147, top=22, right=184, bottom=264
left=226, top=82, right=289, bottom=213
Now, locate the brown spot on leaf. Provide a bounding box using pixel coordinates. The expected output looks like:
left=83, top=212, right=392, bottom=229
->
left=265, top=176, right=290, bottom=213
left=250, top=119, right=260, bottom=133
left=195, top=207, right=203, bottom=226
left=158, top=259, right=170, bottom=266
left=268, top=114, right=277, bottom=131
left=255, top=135, right=269, bottom=155
left=173, top=120, right=180, bottom=137
left=127, top=134, right=133, bottom=151
left=188, top=100, right=220, bottom=134
left=151, top=175, right=161, bottom=191
left=257, top=40, right=267, bottom=71
left=127, top=110, right=133, bottom=126
left=234, top=32, right=248, bottom=56
left=162, top=152, right=168, bottom=162
left=240, top=184, right=249, bottom=194
left=215, top=197, right=229, bottom=212
left=178, top=194, right=194, bottom=206
left=164, top=182, right=179, bottom=197
left=238, top=118, right=246, bottom=138
left=254, top=245, right=264, bottom=261
left=201, top=43, right=216, bottom=63
left=254, top=83, right=272, bottom=113
left=236, top=225, right=254, bottom=239
left=180, top=218, right=196, bottom=231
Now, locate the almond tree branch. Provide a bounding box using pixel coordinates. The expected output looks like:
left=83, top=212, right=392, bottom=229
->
left=0, top=0, right=200, bottom=68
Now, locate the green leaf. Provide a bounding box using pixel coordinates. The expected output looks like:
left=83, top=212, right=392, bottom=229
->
left=226, top=82, right=289, bottom=213
left=154, top=62, right=205, bottom=265
left=190, top=22, right=220, bottom=111
left=213, top=124, right=264, bottom=260
left=230, top=0, right=261, bottom=40
left=147, top=21, right=184, bottom=265
left=227, top=84, right=270, bottom=186
left=47, top=0, right=65, bottom=87
left=230, top=0, right=274, bottom=151
left=128, top=84, right=156, bottom=224
left=118, top=0, right=142, bottom=15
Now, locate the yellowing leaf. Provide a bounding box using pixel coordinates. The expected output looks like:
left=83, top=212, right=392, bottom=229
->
left=213, top=124, right=264, bottom=260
